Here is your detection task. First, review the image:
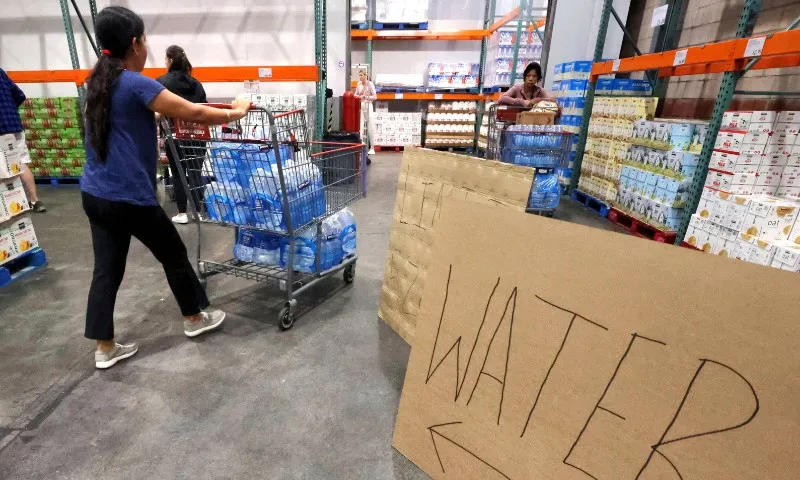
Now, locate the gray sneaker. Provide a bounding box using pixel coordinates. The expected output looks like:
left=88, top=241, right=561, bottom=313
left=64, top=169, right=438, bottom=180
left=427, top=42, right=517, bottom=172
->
left=95, top=342, right=138, bottom=369
left=184, top=310, right=226, bottom=338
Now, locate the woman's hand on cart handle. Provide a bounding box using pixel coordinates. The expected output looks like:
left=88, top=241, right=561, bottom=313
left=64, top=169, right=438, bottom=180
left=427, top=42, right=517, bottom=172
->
left=229, top=96, right=252, bottom=122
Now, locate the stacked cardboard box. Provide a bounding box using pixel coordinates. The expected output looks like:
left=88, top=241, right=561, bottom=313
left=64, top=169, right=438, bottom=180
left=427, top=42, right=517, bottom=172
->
left=578, top=96, right=659, bottom=205
left=687, top=189, right=800, bottom=272
left=373, top=112, right=422, bottom=147
left=0, top=139, right=40, bottom=267
left=702, top=110, right=800, bottom=200
left=20, top=97, right=84, bottom=178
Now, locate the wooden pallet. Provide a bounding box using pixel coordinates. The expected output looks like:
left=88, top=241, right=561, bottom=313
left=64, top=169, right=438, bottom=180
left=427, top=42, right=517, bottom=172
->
left=428, top=146, right=474, bottom=153
left=425, top=87, right=480, bottom=94
left=34, top=176, right=81, bottom=186
left=608, top=208, right=678, bottom=243
left=374, top=21, right=428, bottom=30
left=679, top=241, right=702, bottom=252
left=0, top=248, right=47, bottom=288
left=375, top=87, right=425, bottom=93
left=374, top=145, right=405, bottom=152
left=570, top=190, right=610, bottom=217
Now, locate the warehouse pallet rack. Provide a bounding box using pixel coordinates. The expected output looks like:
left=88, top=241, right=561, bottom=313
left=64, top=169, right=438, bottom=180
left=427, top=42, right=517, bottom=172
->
left=350, top=0, right=550, bottom=151
left=568, top=0, right=800, bottom=246
left=10, top=0, right=330, bottom=141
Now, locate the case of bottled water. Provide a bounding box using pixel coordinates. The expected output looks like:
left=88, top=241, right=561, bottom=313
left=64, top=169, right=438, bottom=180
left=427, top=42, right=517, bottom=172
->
left=528, top=170, right=561, bottom=210
left=234, top=229, right=281, bottom=266
left=280, top=208, right=357, bottom=273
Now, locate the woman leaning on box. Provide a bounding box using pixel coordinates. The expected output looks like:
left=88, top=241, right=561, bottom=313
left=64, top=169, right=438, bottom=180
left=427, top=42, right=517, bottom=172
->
left=498, top=62, right=560, bottom=115
left=80, top=5, right=251, bottom=369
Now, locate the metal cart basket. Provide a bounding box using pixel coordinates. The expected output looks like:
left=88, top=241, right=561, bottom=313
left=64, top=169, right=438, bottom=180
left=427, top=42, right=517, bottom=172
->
left=163, top=105, right=366, bottom=330
left=483, top=104, right=573, bottom=216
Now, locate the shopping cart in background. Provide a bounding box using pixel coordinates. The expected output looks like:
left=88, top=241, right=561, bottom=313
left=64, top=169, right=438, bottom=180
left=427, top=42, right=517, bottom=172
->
left=482, top=104, right=572, bottom=216
left=502, top=125, right=573, bottom=216
left=162, top=105, right=366, bottom=330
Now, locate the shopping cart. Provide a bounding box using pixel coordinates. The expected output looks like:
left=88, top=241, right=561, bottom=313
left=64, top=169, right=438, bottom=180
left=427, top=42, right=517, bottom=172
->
left=483, top=105, right=572, bottom=216
left=162, top=105, right=366, bottom=330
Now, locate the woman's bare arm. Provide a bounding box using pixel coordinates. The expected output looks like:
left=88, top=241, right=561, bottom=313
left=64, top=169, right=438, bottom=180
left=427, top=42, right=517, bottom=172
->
left=148, top=89, right=250, bottom=125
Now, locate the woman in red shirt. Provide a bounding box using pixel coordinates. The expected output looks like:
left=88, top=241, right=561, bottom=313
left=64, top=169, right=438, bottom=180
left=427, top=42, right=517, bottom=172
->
left=498, top=62, right=557, bottom=109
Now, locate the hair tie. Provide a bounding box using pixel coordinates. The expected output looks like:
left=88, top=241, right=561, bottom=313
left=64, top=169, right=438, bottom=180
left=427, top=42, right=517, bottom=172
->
left=101, top=49, right=111, bottom=56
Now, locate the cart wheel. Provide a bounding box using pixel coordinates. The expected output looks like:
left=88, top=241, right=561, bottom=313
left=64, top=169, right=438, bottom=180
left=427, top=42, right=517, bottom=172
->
left=367, top=156, right=372, bottom=166
left=343, top=264, right=356, bottom=284
left=278, top=306, right=295, bottom=331
left=545, top=211, right=555, bottom=218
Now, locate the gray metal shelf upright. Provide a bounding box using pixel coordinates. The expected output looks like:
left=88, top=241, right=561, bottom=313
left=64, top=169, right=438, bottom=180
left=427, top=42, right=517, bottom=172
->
left=58, top=0, right=329, bottom=138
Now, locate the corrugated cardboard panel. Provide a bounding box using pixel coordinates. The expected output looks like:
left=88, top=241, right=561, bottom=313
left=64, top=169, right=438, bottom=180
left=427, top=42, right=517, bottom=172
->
left=378, top=147, right=534, bottom=343
left=393, top=198, right=800, bottom=479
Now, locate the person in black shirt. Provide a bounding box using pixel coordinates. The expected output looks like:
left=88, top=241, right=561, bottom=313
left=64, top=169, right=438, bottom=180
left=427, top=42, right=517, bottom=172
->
left=157, top=45, right=207, bottom=224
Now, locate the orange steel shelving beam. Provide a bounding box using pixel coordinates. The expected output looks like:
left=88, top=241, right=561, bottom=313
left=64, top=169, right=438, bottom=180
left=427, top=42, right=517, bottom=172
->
left=590, top=29, right=800, bottom=79
left=488, top=6, right=521, bottom=33
left=7, top=65, right=319, bottom=85
left=376, top=92, right=485, bottom=101
left=351, top=29, right=487, bottom=41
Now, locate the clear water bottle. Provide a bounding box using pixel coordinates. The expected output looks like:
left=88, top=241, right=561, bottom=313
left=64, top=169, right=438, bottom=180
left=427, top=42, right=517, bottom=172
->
left=249, top=166, right=283, bottom=231
left=338, top=208, right=357, bottom=256
left=233, top=229, right=258, bottom=262
left=281, top=231, right=317, bottom=273
left=253, top=233, right=281, bottom=266
left=205, top=181, right=251, bottom=225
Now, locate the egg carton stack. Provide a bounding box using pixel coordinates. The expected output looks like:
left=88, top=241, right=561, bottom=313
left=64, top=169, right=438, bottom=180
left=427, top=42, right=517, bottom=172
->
left=424, top=101, right=476, bottom=149
left=484, top=29, right=543, bottom=88
left=477, top=102, right=494, bottom=153
left=577, top=96, right=659, bottom=205
left=687, top=190, right=800, bottom=272
left=373, top=111, right=422, bottom=147
left=702, top=110, right=800, bottom=201
left=0, top=136, right=41, bottom=270
left=19, top=97, right=85, bottom=179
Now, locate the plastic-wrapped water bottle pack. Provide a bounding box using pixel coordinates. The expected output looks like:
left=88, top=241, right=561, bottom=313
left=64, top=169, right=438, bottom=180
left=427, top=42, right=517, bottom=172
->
left=502, top=150, right=562, bottom=168
left=205, top=142, right=326, bottom=231
left=528, top=170, right=561, bottom=210
left=506, top=126, right=568, bottom=150
left=279, top=207, right=358, bottom=273
left=234, top=207, right=357, bottom=272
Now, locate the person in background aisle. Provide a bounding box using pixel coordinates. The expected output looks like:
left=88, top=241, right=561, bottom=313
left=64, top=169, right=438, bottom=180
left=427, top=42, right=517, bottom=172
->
left=81, top=6, right=251, bottom=369
left=0, top=68, right=46, bottom=213
left=498, top=62, right=559, bottom=113
left=354, top=69, right=377, bottom=158
left=156, top=45, right=207, bottom=225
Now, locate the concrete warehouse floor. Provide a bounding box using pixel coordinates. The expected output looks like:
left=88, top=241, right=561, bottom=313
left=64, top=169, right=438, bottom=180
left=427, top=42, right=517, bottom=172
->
left=0, top=153, right=622, bottom=479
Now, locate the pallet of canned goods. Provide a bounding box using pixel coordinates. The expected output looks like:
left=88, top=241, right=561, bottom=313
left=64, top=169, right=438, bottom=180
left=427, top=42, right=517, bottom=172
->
left=162, top=105, right=366, bottom=330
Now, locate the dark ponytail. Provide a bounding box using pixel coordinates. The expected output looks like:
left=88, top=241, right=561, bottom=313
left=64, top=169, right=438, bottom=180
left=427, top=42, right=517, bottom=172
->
left=84, top=6, right=145, bottom=162
left=166, top=45, right=192, bottom=75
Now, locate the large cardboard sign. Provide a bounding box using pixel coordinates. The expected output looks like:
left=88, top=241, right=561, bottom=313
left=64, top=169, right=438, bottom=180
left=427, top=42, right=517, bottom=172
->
left=378, top=148, right=533, bottom=343
left=393, top=199, right=800, bottom=479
